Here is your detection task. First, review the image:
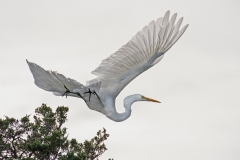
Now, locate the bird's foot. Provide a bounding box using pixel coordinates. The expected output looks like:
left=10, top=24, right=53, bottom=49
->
left=84, top=88, right=100, bottom=101
left=62, top=85, right=70, bottom=98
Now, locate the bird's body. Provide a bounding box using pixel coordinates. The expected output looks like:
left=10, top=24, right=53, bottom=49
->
left=27, top=11, right=188, bottom=122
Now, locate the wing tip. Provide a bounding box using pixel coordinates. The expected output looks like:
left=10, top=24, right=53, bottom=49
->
left=164, top=10, right=170, bottom=18
left=181, top=24, right=189, bottom=32
left=26, top=59, right=35, bottom=67
left=26, top=59, right=30, bottom=65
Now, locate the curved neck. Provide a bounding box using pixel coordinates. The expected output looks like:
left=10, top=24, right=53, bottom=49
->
left=106, top=94, right=141, bottom=122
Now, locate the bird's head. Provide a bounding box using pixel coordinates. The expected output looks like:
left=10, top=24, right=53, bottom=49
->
left=140, top=95, right=161, bottom=103
left=124, top=94, right=160, bottom=105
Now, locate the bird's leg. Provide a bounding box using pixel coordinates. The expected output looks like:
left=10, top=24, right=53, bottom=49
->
left=75, top=92, right=86, bottom=102
left=92, top=90, right=100, bottom=100
left=84, top=88, right=92, bottom=101
left=62, top=85, right=86, bottom=102
left=84, top=88, right=100, bottom=101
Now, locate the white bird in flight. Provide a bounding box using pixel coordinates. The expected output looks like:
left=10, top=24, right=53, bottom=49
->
left=27, top=11, right=188, bottom=122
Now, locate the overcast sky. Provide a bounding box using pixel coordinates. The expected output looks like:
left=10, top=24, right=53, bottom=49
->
left=1, top=0, right=240, bottom=159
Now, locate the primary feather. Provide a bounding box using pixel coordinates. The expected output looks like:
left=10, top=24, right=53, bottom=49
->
left=91, top=11, right=188, bottom=98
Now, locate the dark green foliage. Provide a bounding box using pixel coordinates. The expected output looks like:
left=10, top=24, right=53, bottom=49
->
left=0, top=104, right=113, bottom=160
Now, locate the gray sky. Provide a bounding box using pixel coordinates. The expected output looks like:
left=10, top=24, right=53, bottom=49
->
left=1, top=0, right=240, bottom=159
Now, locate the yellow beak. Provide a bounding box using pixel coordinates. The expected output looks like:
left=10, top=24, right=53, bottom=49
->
left=142, top=96, right=161, bottom=103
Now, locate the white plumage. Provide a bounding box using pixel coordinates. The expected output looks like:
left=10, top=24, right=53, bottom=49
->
left=27, top=11, right=188, bottom=122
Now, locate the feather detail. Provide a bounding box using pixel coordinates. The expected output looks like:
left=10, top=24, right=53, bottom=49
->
left=91, top=11, right=188, bottom=97
left=27, top=60, right=87, bottom=97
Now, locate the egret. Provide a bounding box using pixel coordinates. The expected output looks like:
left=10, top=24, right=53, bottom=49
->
left=27, top=11, right=188, bottom=122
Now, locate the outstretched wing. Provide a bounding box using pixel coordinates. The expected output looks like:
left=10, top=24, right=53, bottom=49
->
left=27, top=60, right=89, bottom=98
left=90, top=11, right=188, bottom=97
left=27, top=60, right=107, bottom=113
